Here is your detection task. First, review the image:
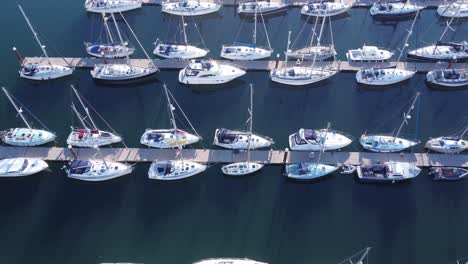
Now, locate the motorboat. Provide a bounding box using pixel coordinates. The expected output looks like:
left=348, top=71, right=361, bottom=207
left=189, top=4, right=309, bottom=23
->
left=0, top=158, right=48, bottom=177
left=356, top=67, right=416, bottom=85
left=357, top=161, right=421, bottom=183
left=237, top=1, right=288, bottom=15
left=84, top=0, right=142, bottom=13
left=437, top=2, right=468, bottom=18
left=67, top=159, right=133, bottom=181
left=286, top=45, right=337, bottom=61
left=430, top=167, right=468, bottom=181
left=346, top=45, right=393, bottom=61
left=408, top=41, right=468, bottom=61
left=221, top=162, right=264, bottom=176
left=270, top=67, right=337, bottom=85
left=194, top=258, right=267, bottom=264
left=285, top=162, right=338, bottom=180
left=425, top=137, right=467, bottom=153
left=148, top=160, right=206, bottom=180
left=161, top=0, right=222, bottom=16
left=178, top=59, right=246, bottom=84
left=214, top=128, right=273, bottom=149
left=301, top=2, right=352, bottom=17
left=17, top=5, right=73, bottom=81
left=1, top=87, right=56, bottom=147
left=220, top=43, right=272, bottom=60
left=340, top=164, right=356, bottom=174
left=288, top=128, right=352, bottom=151
left=370, top=1, right=423, bottom=18
left=426, top=69, right=468, bottom=87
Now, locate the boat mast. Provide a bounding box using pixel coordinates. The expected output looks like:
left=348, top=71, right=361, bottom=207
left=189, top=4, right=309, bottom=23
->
left=308, top=16, right=320, bottom=51
left=247, top=84, right=254, bottom=164
left=258, top=1, right=272, bottom=50
left=71, top=103, right=90, bottom=131
left=357, top=247, right=372, bottom=264
left=181, top=15, right=188, bottom=46
left=393, top=10, right=419, bottom=74
left=284, top=31, right=292, bottom=66
left=461, top=126, right=468, bottom=138
left=71, top=85, right=99, bottom=131
left=433, top=10, right=458, bottom=53
left=18, top=5, right=52, bottom=66
left=2, top=87, right=31, bottom=130
left=393, top=92, right=420, bottom=142
left=253, top=8, right=257, bottom=46
left=311, top=10, right=328, bottom=69
left=110, top=12, right=129, bottom=64
left=102, top=13, right=115, bottom=43
left=163, top=84, right=183, bottom=161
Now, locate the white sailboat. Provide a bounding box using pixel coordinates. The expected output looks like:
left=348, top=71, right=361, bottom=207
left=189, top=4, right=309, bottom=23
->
left=67, top=85, right=122, bottom=148
left=437, top=1, right=468, bottom=18
left=178, top=59, right=246, bottom=84
left=17, top=5, right=73, bottom=81
left=370, top=0, right=423, bottom=18
left=356, top=11, right=419, bottom=86
left=0, top=158, right=48, bottom=177
left=425, top=126, right=468, bottom=154
left=237, top=1, right=288, bottom=15
left=91, top=12, right=158, bottom=81
left=270, top=16, right=338, bottom=86
left=221, top=84, right=264, bottom=176
left=85, top=13, right=135, bottom=59
left=141, top=84, right=201, bottom=148
left=408, top=14, right=468, bottom=61
left=426, top=68, right=468, bottom=88
left=161, top=0, right=222, bottom=16
left=221, top=8, right=273, bottom=60
left=285, top=122, right=338, bottom=180
left=360, top=93, right=421, bottom=153
left=288, top=127, right=352, bottom=151
left=1, top=87, right=56, bottom=147
left=67, top=158, right=133, bottom=181
left=84, top=0, right=142, bottom=13
left=301, top=1, right=352, bottom=17
left=154, top=15, right=209, bottom=59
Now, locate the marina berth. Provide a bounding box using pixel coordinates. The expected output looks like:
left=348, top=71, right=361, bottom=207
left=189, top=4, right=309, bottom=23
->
left=67, top=159, right=133, bottom=181
left=213, top=128, right=273, bottom=149
left=288, top=128, right=352, bottom=151
left=285, top=162, right=338, bottom=180
left=84, top=0, right=142, bottom=13
left=426, top=69, right=468, bottom=88
left=237, top=1, right=288, bottom=15
left=369, top=1, right=423, bottom=18
left=430, top=167, right=468, bottom=181
left=346, top=46, right=393, bottom=62
left=161, top=0, right=222, bottom=16
left=437, top=2, right=468, bottom=18
left=0, top=158, right=48, bottom=177
left=148, top=159, right=207, bottom=180
left=357, top=161, right=421, bottom=183
left=178, top=59, right=246, bottom=84
left=425, top=136, right=467, bottom=154
left=301, top=2, right=352, bottom=17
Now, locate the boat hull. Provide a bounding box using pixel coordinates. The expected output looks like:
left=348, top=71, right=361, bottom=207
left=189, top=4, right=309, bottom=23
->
left=360, top=134, right=420, bottom=153
left=19, top=64, right=73, bottom=81
left=148, top=160, right=207, bottom=180
left=356, top=68, right=416, bottom=86
left=85, top=1, right=142, bottom=13
left=221, top=162, right=264, bottom=176
left=220, top=45, right=272, bottom=61
left=91, top=64, right=158, bottom=81
left=140, top=129, right=200, bottom=148
left=161, top=2, right=221, bottom=16
left=0, top=158, right=48, bottom=177
left=153, top=43, right=209, bottom=60
left=2, top=128, right=56, bottom=147
left=270, top=67, right=337, bottom=86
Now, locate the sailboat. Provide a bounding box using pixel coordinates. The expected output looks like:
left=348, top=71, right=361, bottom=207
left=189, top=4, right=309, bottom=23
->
left=426, top=68, right=468, bottom=88
left=141, top=84, right=201, bottom=148
left=270, top=16, right=338, bottom=86
left=286, top=15, right=337, bottom=61
left=438, top=1, right=468, bottom=18
left=84, top=0, right=142, bottom=13
left=357, top=161, right=421, bottom=182
left=0, top=158, right=48, bottom=177
left=356, top=11, right=419, bottom=86
left=154, top=15, right=209, bottom=59
left=91, top=12, right=158, bottom=81
left=360, top=93, right=421, bottom=152
left=1, top=87, right=56, bottom=147
left=161, top=0, right=222, bottom=16
left=178, top=59, right=246, bottom=84
left=425, top=126, right=468, bottom=153
left=221, top=84, right=264, bottom=176
left=288, top=126, right=352, bottom=151
left=67, top=85, right=122, bottom=148
left=220, top=8, right=273, bottom=60
left=17, top=5, right=73, bottom=81
left=301, top=1, right=352, bottom=17
left=408, top=13, right=468, bottom=61
left=285, top=122, right=338, bottom=180
left=85, top=13, right=135, bottom=59
left=370, top=0, right=423, bottom=18
left=237, top=1, right=288, bottom=15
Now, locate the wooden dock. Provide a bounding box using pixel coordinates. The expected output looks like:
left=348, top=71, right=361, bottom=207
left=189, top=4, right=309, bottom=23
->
left=0, top=146, right=466, bottom=167
left=22, top=57, right=468, bottom=73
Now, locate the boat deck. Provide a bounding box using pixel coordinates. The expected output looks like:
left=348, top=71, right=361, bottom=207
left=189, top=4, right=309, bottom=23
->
left=0, top=146, right=466, bottom=167
left=22, top=57, right=467, bottom=73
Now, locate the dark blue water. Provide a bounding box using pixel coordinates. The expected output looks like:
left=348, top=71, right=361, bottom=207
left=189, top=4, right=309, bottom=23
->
left=0, top=1, right=467, bottom=264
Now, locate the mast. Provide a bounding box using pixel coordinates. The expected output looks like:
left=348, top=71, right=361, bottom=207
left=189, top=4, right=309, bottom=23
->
left=393, top=93, right=420, bottom=141
left=284, top=31, right=292, bottom=66
left=164, top=84, right=183, bottom=161
left=102, top=13, right=115, bottom=43
left=18, top=5, right=52, bottom=66
left=258, top=2, right=272, bottom=50
left=71, top=85, right=99, bottom=131
left=433, top=8, right=459, bottom=54
left=311, top=11, right=328, bottom=69
left=461, top=126, right=468, bottom=138
left=393, top=10, right=419, bottom=74
left=247, top=84, right=254, bottom=164
left=181, top=15, right=188, bottom=46
left=308, top=16, right=320, bottom=50
left=71, top=103, right=89, bottom=130
left=357, top=247, right=371, bottom=264
left=110, top=12, right=128, bottom=64
left=253, top=8, right=257, bottom=46
left=316, top=122, right=330, bottom=166
left=2, top=87, right=31, bottom=129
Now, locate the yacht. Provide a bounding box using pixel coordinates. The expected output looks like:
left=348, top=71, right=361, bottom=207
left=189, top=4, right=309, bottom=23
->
left=84, top=0, right=142, bottom=13
left=270, top=67, right=337, bottom=85
left=148, top=160, right=207, bottom=180
left=285, top=163, right=338, bottom=180
left=346, top=45, right=393, bottom=62
left=408, top=41, right=468, bottom=61
left=425, top=136, right=467, bottom=154
left=1, top=88, right=56, bottom=147
left=426, top=69, right=468, bottom=88
left=0, top=158, right=48, bottom=177
left=178, top=60, right=246, bottom=85
left=430, top=167, right=468, bottom=181
left=214, top=128, right=273, bottom=149
left=17, top=5, right=73, bottom=81
left=357, top=161, right=421, bottom=183
left=289, top=128, right=352, bottom=151
left=370, top=1, right=423, bottom=18
left=301, top=2, right=352, bottom=17
left=67, top=159, right=133, bottom=181
left=356, top=67, right=416, bottom=85
left=437, top=2, right=468, bottom=18
left=85, top=13, right=135, bottom=59
left=194, top=258, right=266, bottom=264
left=237, top=1, right=288, bottom=15
left=161, top=0, right=222, bottom=16
left=67, top=85, right=122, bottom=148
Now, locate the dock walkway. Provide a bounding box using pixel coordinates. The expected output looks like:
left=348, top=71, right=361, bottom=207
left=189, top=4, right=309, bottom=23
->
left=0, top=146, right=466, bottom=167
left=23, top=57, right=467, bottom=73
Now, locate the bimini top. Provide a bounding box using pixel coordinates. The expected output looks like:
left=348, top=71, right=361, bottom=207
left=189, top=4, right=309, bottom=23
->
left=299, top=129, right=320, bottom=142
left=154, top=162, right=174, bottom=176
left=217, top=128, right=244, bottom=144
left=69, top=160, right=92, bottom=175
left=189, top=60, right=213, bottom=71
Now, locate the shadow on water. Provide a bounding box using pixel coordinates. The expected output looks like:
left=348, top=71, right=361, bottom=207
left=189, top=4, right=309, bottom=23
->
left=183, top=78, right=247, bottom=93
